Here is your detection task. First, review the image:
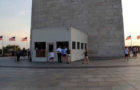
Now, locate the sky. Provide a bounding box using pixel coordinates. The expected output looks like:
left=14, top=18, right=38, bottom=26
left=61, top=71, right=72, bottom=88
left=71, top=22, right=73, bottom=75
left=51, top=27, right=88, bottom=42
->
left=122, top=0, right=140, bottom=46
left=0, top=0, right=32, bottom=49
left=0, top=0, right=140, bottom=49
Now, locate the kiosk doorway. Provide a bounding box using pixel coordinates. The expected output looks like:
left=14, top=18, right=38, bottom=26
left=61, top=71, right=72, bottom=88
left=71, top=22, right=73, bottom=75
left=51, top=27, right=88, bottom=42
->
left=46, top=43, right=55, bottom=62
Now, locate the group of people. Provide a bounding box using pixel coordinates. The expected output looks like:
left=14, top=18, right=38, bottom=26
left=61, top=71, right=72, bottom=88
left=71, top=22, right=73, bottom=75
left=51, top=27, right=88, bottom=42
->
left=49, top=46, right=90, bottom=64
left=16, top=49, right=30, bottom=62
left=49, top=46, right=71, bottom=64
left=16, top=46, right=90, bottom=64
left=124, top=46, right=139, bottom=61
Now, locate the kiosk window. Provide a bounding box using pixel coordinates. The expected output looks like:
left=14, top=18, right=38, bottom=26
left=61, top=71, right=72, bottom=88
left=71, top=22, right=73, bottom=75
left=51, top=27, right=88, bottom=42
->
left=85, top=43, right=87, bottom=49
left=81, top=43, right=84, bottom=49
left=77, top=42, right=80, bottom=49
left=35, top=42, right=46, bottom=57
left=72, top=42, right=76, bottom=49
left=57, top=41, right=69, bottom=48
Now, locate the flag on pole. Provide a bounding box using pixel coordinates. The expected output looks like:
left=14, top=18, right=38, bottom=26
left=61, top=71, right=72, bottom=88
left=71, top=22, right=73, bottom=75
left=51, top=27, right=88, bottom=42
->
left=137, top=35, right=140, bottom=39
left=126, top=35, right=131, bottom=40
left=0, top=36, right=3, bottom=40
left=22, top=37, right=27, bottom=41
left=9, top=37, right=15, bottom=41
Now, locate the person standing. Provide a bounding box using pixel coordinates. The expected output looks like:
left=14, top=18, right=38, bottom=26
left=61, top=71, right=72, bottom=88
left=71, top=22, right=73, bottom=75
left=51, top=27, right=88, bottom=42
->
left=133, top=47, right=137, bottom=57
left=124, top=47, right=129, bottom=61
left=61, top=47, right=67, bottom=63
left=129, top=47, right=133, bottom=57
left=82, top=48, right=90, bottom=64
left=16, top=49, right=21, bottom=62
left=66, top=48, right=71, bottom=64
left=28, top=49, right=32, bottom=62
left=56, top=46, right=62, bottom=63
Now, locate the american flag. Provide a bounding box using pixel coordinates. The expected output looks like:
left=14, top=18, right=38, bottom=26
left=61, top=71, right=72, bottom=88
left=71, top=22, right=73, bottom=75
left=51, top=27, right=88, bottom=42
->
left=22, top=37, right=27, bottom=41
left=126, top=35, right=131, bottom=40
left=137, top=35, right=140, bottom=39
left=9, top=37, right=15, bottom=41
left=0, top=36, right=3, bottom=40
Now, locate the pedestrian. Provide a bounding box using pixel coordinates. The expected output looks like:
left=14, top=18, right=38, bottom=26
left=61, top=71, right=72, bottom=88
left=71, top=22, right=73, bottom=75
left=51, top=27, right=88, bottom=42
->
left=133, top=46, right=137, bottom=57
left=28, top=49, right=32, bottom=62
left=22, top=48, right=26, bottom=57
left=61, top=47, right=67, bottom=63
left=49, top=50, right=54, bottom=63
left=136, top=47, right=139, bottom=56
left=16, top=49, right=21, bottom=62
left=129, top=47, right=133, bottom=57
left=124, top=47, right=129, bottom=61
left=56, top=46, right=62, bottom=63
left=82, top=48, right=90, bottom=64
left=66, top=48, right=71, bottom=64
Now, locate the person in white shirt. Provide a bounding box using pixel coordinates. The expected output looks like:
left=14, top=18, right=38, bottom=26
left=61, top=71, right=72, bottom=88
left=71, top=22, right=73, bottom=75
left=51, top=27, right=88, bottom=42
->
left=124, top=47, right=129, bottom=61
left=49, top=51, right=54, bottom=63
left=56, top=46, right=62, bottom=63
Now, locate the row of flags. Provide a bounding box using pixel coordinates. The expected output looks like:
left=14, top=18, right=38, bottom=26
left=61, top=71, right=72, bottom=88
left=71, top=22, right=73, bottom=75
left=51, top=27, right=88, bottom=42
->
left=0, top=36, right=28, bottom=41
left=126, top=35, right=140, bottom=40
left=1, top=35, right=140, bottom=41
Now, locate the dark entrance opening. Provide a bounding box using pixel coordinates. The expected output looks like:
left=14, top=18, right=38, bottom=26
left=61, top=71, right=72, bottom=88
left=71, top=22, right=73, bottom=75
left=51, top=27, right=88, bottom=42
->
left=35, top=42, right=46, bottom=57
left=56, top=41, right=69, bottom=49
left=49, top=44, right=54, bottom=52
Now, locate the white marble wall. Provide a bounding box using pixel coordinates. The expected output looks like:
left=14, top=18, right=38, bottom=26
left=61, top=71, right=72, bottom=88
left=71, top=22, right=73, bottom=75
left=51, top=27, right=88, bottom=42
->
left=31, top=0, right=124, bottom=59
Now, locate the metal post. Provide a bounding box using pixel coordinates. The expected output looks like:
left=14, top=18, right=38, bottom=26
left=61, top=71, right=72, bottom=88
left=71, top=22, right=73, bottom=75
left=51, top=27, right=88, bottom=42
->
left=26, top=41, right=28, bottom=57
left=131, top=38, right=132, bottom=47
left=2, top=39, right=4, bottom=56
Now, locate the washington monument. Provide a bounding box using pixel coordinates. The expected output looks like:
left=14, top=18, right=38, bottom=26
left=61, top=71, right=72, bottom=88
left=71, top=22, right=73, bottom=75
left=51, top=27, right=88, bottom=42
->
left=31, top=0, right=124, bottom=59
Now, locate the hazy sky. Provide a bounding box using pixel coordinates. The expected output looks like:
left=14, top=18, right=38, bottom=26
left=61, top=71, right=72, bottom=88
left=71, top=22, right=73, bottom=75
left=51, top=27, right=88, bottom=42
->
left=122, top=0, right=140, bottom=46
left=0, top=0, right=140, bottom=49
left=0, top=0, right=31, bottom=49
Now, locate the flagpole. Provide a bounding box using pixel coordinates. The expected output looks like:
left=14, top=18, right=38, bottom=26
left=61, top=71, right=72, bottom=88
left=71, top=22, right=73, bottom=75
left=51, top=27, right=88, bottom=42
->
left=27, top=40, right=29, bottom=57
left=139, top=40, right=140, bottom=46
left=14, top=36, right=16, bottom=57
left=139, top=36, right=140, bottom=46
left=22, top=37, right=28, bottom=57
left=2, top=39, right=4, bottom=56
left=131, top=38, right=132, bottom=47
left=26, top=37, right=29, bottom=57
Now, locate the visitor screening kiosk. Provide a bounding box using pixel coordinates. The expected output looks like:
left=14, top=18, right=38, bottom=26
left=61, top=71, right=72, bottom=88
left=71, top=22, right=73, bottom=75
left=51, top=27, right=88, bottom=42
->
left=31, top=27, right=88, bottom=62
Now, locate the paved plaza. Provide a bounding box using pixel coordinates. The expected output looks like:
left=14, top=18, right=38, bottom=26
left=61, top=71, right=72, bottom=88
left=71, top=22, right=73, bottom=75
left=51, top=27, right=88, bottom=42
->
left=0, top=55, right=140, bottom=90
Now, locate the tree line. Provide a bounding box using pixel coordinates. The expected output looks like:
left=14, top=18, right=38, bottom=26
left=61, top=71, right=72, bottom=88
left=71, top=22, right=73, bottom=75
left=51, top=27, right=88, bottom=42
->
left=0, top=45, right=28, bottom=57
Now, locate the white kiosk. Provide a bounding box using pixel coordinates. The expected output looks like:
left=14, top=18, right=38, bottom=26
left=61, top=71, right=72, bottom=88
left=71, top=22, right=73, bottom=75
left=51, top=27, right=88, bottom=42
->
left=31, top=27, right=88, bottom=62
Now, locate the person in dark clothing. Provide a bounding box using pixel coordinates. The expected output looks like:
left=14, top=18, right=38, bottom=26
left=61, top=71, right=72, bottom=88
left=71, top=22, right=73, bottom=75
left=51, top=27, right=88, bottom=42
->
left=61, top=47, right=67, bottom=63
left=28, top=49, right=32, bottom=62
left=56, top=46, right=62, bottom=63
left=66, top=48, right=71, bottom=64
left=16, top=49, right=21, bottom=62
left=133, top=47, right=137, bottom=57
left=22, top=48, right=26, bottom=57
left=82, top=48, right=90, bottom=64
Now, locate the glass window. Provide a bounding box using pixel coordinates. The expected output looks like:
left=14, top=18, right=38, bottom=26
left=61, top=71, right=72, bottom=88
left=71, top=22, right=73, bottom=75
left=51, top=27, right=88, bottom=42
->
left=56, top=41, right=69, bottom=48
left=85, top=43, right=87, bottom=49
left=77, top=42, right=80, bottom=49
left=81, top=43, right=83, bottom=50
left=35, top=42, right=46, bottom=57
left=72, top=41, right=76, bottom=49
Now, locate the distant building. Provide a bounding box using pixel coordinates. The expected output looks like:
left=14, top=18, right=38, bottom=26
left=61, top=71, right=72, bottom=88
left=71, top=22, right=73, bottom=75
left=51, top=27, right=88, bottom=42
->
left=31, top=27, right=87, bottom=62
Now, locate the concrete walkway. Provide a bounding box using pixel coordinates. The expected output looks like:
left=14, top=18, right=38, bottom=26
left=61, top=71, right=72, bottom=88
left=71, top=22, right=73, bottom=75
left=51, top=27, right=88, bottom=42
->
left=0, top=55, right=140, bottom=68
left=0, top=55, right=140, bottom=90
